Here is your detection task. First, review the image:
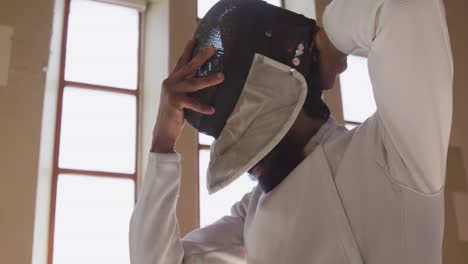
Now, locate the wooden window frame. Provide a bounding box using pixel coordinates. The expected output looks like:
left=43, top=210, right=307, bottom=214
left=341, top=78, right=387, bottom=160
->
left=344, top=120, right=363, bottom=127
left=47, top=0, right=143, bottom=263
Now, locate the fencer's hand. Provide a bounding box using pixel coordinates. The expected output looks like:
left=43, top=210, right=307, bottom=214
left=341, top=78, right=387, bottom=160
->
left=151, top=38, right=224, bottom=153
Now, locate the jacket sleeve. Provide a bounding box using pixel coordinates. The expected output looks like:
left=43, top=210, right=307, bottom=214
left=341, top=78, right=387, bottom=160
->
left=323, top=0, right=454, bottom=193
left=129, top=152, right=249, bottom=264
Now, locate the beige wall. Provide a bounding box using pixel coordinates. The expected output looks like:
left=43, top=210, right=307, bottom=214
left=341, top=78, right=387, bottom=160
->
left=168, top=0, right=200, bottom=236
left=0, top=1, right=55, bottom=264
left=443, top=0, right=468, bottom=262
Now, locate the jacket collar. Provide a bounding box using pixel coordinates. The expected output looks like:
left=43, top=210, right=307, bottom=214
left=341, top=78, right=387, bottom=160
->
left=303, top=117, right=340, bottom=156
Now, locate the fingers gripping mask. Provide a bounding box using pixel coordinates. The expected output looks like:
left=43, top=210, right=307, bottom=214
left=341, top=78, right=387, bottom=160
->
left=184, top=0, right=329, bottom=194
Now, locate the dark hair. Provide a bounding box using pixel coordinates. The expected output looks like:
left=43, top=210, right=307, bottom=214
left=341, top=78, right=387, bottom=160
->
left=248, top=133, right=305, bottom=192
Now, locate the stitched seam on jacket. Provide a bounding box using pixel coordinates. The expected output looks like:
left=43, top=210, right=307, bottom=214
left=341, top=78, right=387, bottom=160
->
left=183, top=243, right=245, bottom=258
left=374, top=112, right=446, bottom=196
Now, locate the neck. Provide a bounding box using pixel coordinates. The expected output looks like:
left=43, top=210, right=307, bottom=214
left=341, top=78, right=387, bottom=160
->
left=249, top=111, right=327, bottom=193
left=287, top=110, right=326, bottom=147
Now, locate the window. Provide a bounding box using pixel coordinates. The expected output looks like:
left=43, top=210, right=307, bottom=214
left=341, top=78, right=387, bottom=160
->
left=49, top=1, right=141, bottom=263
left=196, top=0, right=283, bottom=228
left=197, top=0, right=282, bottom=19
left=340, top=55, right=376, bottom=129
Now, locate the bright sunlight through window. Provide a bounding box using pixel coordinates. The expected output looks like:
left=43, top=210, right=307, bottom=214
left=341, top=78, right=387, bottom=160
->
left=51, top=1, right=140, bottom=264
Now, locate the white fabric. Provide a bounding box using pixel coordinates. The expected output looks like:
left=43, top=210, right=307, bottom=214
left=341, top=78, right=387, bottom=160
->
left=94, top=0, right=147, bottom=11
left=323, top=0, right=453, bottom=193
left=207, top=54, right=308, bottom=194
left=129, top=0, right=453, bottom=263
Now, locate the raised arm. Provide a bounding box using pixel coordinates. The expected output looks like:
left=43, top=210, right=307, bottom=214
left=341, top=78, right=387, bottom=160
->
left=129, top=152, right=249, bottom=264
left=323, top=0, right=453, bottom=193
left=129, top=38, right=248, bottom=263
left=129, top=153, right=185, bottom=263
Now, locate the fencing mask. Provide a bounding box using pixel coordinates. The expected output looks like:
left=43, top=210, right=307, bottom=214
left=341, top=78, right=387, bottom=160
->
left=184, top=0, right=330, bottom=193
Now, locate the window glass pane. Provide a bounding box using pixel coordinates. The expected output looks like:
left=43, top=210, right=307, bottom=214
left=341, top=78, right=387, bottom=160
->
left=59, top=87, right=136, bottom=173
left=340, top=55, right=377, bottom=123
left=345, top=123, right=359, bottom=130
left=65, top=0, right=139, bottom=89
left=265, top=0, right=282, bottom=6
left=198, top=0, right=281, bottom=19
left=53, top=174, right=134, bottom=264
left=199, top=150, right=257, bottom=227
left=198, top=133, right=215, bottom=146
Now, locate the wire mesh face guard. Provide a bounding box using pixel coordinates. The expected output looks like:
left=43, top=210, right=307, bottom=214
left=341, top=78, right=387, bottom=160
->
left=184, top=0, right=329, bottom=139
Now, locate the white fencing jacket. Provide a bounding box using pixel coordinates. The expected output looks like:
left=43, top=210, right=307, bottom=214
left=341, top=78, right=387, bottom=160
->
left=129, top=0, right=453, bottom=263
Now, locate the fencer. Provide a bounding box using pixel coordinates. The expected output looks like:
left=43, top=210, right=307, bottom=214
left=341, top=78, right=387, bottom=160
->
left=129, top=0, right=453, bottom=263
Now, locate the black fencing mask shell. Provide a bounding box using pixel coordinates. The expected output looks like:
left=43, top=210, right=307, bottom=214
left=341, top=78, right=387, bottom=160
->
left=184, top=0, right=330, bottom=193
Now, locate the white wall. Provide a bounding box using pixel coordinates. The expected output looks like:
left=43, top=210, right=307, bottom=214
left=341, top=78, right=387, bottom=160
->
left=285, top=0, right=316, bottom=19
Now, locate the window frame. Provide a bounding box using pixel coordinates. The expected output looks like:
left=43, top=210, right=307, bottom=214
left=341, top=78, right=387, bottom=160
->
left=47, top=1, right=143, bottom=263
left=197, top=140, right=210, bottom=228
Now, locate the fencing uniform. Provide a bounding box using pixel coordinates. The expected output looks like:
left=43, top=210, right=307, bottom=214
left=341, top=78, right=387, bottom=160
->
left=129, top=0, right=453, bottom=263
